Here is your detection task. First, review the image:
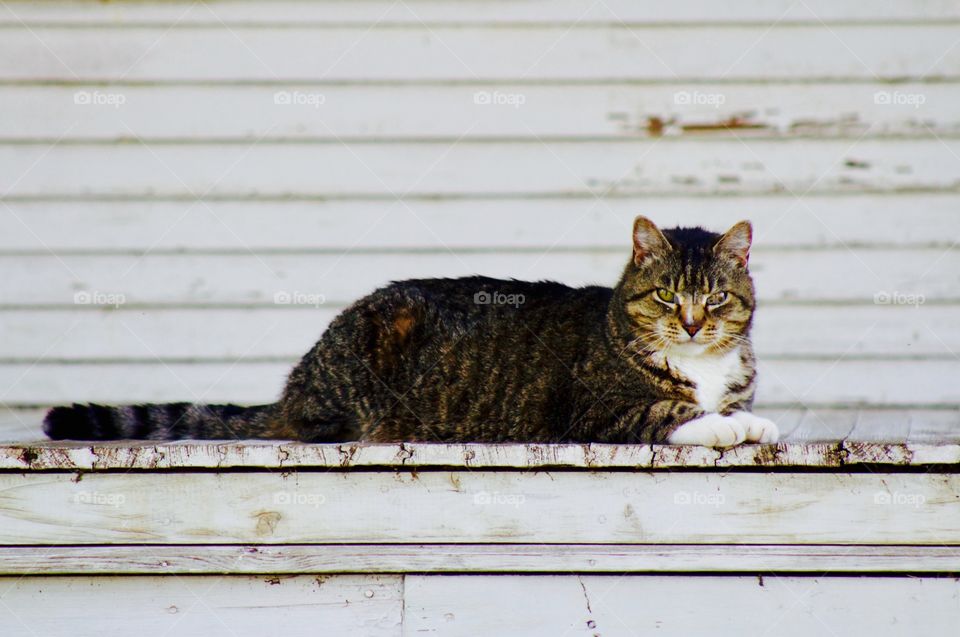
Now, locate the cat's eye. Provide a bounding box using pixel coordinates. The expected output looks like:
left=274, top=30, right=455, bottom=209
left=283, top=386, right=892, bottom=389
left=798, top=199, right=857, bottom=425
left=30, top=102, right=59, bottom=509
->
left=706, top=291, right=729, bottom=307
left=655, top=288, right=676, bottom=303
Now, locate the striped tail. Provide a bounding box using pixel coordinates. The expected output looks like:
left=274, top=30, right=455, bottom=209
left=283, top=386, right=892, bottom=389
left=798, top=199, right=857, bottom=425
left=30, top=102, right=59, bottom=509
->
left=43, top=402, right=278, bottom=441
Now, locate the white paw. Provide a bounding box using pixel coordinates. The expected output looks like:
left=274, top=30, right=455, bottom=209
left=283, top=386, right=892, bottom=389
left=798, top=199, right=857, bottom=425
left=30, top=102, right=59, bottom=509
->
left=730, top=411, right=779, bottom=443
left=668, top=413, right=747, bottom=448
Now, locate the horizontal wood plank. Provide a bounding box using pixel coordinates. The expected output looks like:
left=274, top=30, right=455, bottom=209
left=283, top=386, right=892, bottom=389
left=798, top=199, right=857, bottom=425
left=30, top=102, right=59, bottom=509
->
left=5, top=1, right=959, bottom=26
left=0, top=575, right=402, bottom=636
left=3, top=427, right=960, bottom=470
left=3, top=249, right=956, bottom=306
left=1, top=83, right=956, bottom=141
left=1, top=304, right=956, bottom=360
left=1, top=472, right=957, bottom=545
left=0, top=359, right=957, bottom=407
left=2, top=195, right=958, bottom=251
left=2, top=544, right=960, bottom=575
left=2, top=139, right=960, bottom=197
left=403, top=575, right=960, bottom=636
left=2, top=25, right=959, bottom=81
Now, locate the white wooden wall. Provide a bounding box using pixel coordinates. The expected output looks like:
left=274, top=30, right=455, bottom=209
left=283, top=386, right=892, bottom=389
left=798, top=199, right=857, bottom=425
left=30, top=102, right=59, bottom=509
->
left=3, top=453, right=960, bottom=634
left=1, top=0, right=960, bottom=440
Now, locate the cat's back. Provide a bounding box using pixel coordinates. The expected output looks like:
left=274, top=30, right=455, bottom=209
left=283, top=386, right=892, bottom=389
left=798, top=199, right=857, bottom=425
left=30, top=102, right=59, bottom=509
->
left=381, top=275, right=613, bottom=326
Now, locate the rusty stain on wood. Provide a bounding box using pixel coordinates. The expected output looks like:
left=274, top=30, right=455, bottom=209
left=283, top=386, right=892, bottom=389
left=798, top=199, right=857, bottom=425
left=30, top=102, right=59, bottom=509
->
left=645, top=116, right=666, bottom=136
left=645, top=115, right=770, bottom=137
left=681, top=116, right=769, bottom=133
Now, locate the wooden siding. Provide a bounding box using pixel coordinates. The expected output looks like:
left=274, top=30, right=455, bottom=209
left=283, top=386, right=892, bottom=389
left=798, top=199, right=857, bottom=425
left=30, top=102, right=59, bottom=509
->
left=1, top=574, right=956, bottom=636
left=3, top=471, right=959, bottom=546
left=0, top=1, right=957, bottom=439
left=0, top=575, right=403, bottom=636
left=403, top=575, right=960, bottom=637
left=5, top=545, right=960, bottom=575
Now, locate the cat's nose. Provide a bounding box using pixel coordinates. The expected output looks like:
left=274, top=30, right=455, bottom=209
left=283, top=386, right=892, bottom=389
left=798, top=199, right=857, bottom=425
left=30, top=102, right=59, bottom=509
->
left=682, top=322, right=702, bottom=337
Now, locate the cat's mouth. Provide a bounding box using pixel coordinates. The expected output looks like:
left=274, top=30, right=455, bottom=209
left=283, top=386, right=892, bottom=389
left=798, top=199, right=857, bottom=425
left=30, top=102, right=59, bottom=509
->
left=669, top=338, right=712, bottom=356
left=663, top=330, right=721, bottom=352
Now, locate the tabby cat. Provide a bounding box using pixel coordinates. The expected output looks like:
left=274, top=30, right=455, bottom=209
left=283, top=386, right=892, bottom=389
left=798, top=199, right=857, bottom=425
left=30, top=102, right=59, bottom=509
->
left=45, top=216, right=778, bottom=448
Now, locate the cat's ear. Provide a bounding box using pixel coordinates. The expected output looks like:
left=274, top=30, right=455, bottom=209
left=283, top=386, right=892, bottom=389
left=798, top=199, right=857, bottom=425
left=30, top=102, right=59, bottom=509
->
left=632, top=216, right=671, bottom=266
left=714, top=220, right=752, bottom=266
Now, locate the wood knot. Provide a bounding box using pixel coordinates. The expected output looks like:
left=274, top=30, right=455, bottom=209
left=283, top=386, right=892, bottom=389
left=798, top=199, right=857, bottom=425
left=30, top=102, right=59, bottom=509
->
left=254, top=511, right=282, bottom=537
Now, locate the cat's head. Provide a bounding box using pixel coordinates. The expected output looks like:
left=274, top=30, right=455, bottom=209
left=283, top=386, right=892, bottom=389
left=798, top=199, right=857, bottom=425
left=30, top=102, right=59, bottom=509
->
left=614, top=216, right=755, bottom=357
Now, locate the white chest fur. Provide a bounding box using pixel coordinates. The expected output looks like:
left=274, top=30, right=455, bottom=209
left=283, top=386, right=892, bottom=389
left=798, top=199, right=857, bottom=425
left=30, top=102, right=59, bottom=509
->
left=665, top=346, right=744, bottom=413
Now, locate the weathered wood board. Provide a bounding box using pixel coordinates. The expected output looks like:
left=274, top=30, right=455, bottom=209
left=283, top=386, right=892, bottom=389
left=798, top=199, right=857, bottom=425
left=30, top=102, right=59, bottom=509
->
left=4, top=249, right=956, bottom=306
left=3, top=26, right=960, bottom=81
left=6, top=1, right=959, bottom=25
left=3, top=83, right=958, bottom=141
left=403, top=575, right=960, bottom=636
left=2, top=140, right=959, bottom=197
left=1, top=472, right=957, bottom=546
left=4, top=544, right=960, bottom=575
left=4, top=417, right=960, bottom=470
left=1, top=572, right=958, bottom=635
left=2, top=196, right=956, bottom=251
left=0, top=575, right=403, bottom=636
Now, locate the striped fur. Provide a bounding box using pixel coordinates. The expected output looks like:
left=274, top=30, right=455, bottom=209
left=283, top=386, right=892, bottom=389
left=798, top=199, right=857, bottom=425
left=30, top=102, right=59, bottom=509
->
left=45, top=216, right=767, bottom=447
left=44, top=403, right=279, bottom=441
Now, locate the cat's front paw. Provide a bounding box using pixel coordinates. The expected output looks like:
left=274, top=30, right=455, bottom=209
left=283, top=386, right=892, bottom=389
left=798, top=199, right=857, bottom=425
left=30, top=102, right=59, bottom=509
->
left=667, top=413, right=746, bottom=448
left=729, top=411, right=779, bottom=443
